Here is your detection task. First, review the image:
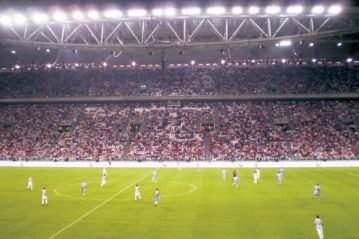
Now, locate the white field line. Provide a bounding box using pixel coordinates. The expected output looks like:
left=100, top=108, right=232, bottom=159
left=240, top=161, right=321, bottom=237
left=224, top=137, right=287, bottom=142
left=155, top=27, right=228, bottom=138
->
left=48, top=171, right=153, bottom=239
left=348, top=172, right=359, bottom=178
left=161, top=181, right=197, bottom=198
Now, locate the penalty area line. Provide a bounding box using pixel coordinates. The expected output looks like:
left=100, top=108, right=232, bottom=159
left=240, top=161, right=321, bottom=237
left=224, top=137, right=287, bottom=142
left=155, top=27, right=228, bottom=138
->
left=348, top=172, right=359, bottom=178
left=48, top=170, right=153, bottom=239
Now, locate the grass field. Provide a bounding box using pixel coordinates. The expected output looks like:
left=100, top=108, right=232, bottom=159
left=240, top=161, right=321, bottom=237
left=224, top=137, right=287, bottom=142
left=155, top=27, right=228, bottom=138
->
left=0, top=167, right=359, bottom=239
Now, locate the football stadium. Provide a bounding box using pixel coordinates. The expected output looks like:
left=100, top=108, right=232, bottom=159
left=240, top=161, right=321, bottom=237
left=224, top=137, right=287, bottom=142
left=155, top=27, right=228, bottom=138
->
left=0, top=0, right=359, bottom=238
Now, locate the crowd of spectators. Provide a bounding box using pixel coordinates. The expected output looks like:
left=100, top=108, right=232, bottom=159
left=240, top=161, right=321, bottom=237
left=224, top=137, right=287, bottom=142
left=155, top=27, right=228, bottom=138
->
left=0, top=101, right=358, bottom=161
left=0, top=65, right=358, bottom=98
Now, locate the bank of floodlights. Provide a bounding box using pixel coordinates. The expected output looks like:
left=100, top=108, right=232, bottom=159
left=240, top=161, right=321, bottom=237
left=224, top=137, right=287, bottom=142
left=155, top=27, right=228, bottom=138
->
left=0, top=4, right=345, bottom=27
left=232, top=7, right=243, bottom=14
left=104, top=9, right=122, bottom=19
left=181, top=7, right=201, bottom=15
left=127, top=9, right=147, bottom=17
left=266, top=6, right=281, bottom=14
left=286, top=5, right=303, bottom=14
left=207, top=7, right=226, bottom=15
left=53, top=11, right=67, bottom=22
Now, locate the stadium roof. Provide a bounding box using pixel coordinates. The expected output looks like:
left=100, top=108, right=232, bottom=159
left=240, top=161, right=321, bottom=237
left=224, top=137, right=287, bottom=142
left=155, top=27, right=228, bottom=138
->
left=0, top=3, right=358, bottom=66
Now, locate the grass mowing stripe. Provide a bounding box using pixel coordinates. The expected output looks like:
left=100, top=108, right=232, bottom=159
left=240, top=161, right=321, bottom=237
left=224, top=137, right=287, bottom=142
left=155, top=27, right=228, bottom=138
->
left=48, top=170, right=153, bottom=239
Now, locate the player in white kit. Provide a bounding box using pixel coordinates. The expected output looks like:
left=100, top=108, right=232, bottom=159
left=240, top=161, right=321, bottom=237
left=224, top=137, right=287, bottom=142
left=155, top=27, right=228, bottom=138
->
left=135, top=184, right=142, bottom=200
left=154, top=188, right=160, bottom=206
left=152, top=170, right=157, bottom=183
left=312, top=184, right=320, bottom=200
left=277, top=172, right=282, bottom=185
left=314, top=215, right=324, bottom=239
left=222, top=170, right=226, bottom=180
left=42, top=187, right=48, bottom=206
left=256, top=168, right=261, bottom=180
left=103, top=167, right=107, bottom=176
left=101, top=175, right=106, bottom=187
left=27, top=176, right=33, bottom=190
left=253, top=171, right=258, bottom=184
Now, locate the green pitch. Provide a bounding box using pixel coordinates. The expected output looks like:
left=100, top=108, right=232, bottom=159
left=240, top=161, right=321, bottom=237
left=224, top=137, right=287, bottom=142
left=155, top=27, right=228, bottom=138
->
left=0, top=167, right=359, bottom=239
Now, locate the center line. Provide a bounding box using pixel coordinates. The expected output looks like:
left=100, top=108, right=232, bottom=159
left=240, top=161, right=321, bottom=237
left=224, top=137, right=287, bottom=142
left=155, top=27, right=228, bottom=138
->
left=48, top=170, right=153, bottom=239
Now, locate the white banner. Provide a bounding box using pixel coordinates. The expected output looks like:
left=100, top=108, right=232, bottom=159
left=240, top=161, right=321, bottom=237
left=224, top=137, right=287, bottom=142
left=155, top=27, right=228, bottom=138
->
left=0, top=160, right=359, bottom=168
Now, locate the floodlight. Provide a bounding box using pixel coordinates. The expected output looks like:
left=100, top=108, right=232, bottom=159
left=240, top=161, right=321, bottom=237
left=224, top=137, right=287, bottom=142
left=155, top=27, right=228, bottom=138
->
left=0, top=16, right=12, bottom=26
left=128, top=9, right=147, bottom=17
left=53, top=12, right=68, bottom=22
left=278, top=40, right=292, bottom=47
left=346, top=58, right=353, bottom=63
left=312, top=5, right=324, bottom=14
left=266, top=6, right=281, bottom=14
left=190, top=60, right=195, bottom=65
left=131, top=61, right=136, bottom=66
left=11, top=50, right=16, bottom=54
left=281, top=59, right=286, bottom=63
left=248, top=6, right=260, bottom=14
left=251, top=59, right=256, bottom=63
left=232, top=7, right=243, bottom=14
left=312, top=58, right=317, bottom=63
left=309, top=42, right=314, bottom=47
left=220, top=59, right=226, bottom=65
left=46, top=64, right=52, bottom=68
left=46, top=49, right=51, bottom=53
left=328, top=5, right=342, bottom=15
left=15, top=64, right=21, bottom=69
left=207, top=7, right=226, bottom=15
left=286, top=5, right=303, bottom=14
left=181, top=7, right=201, bottom=15
left=87, top=10, right=100, bottom=19
left=14, top=14, right=27, bottom=25
left=74, top=63, right=79, bottom=67
left=32, top=13, right=48, bottom=23
left=72, top=11, right=84, bottom=20
left=337, top=42, right=342, bottom=47
left=103, top=62, right=108, bottom=67
left=152, top=9, right=163, bottom=16
left=104, top=9, right=123, bottom=18
left=164, top=8, right=176, bottom=16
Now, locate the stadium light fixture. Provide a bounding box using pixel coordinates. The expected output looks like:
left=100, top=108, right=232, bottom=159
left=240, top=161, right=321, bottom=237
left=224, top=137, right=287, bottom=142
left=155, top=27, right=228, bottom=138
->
left=312, top=5, right=324, bottom=14
left=164, top=8, right=176, bottom=16
left=104, top=9, right=123, bottom=19
left=220, top=59, right=226, bottom=65
left=281, top=59, right=286, bottom=63
left=11, top=50, right=16, bottom=54
left=46, top=49, right=51, bottom=53
left=72, top=11, right=84, bottom=20
left=13, top=14, right=27, bottom=25
left=32, top=13, right=48, bottom=23
left=328, top=5, right=342, bottom=15
left=248, top=6, right=260, bottom=14
left=15, top=64, right=21, bottom=69
left=266, top=6, right=281, bottom=14
left=152, top=9, right=163, bottom=16
left=232, top=7, right=243, bottom=14
left=207, top=7, right=226, bottom=15
left=346, top=58, right=353, bottom=63
left=190, top=60, right=195, bottom=65
left=0, top=15, right=12, bottom=26
left=309, top=42, right=314, bottom=47
left=46, top=64, right=52, bottom=68
left=53, top=12, right=68, bottom=22
left=312, top=58, right=317, bottom=63
left=251, top=59, right=256, bottom=63
left=278, top=40, right=292, bottom=47
left=74, top=63, right=79, bottom=67
left=337, top=42, right=342, bottom=47
left=88, top=10, right=100, bottom=19
left=181, top=7, right=201, bottom=15
left=128, top=9, right=147, bottom=17
left=286, top=5, right=303, bottom=14
left=103, top=62, right=108, bottom=67
left=131, top=61, right=136, bottom=67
